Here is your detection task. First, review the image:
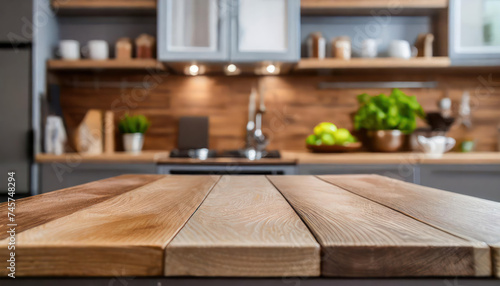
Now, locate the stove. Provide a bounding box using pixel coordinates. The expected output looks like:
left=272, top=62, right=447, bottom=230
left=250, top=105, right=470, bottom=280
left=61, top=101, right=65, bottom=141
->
left=169, top=149, right=281, bottom=160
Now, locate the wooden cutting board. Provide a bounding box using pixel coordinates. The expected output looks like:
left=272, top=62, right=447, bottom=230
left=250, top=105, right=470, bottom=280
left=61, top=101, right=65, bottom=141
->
left=0, top=175, right=219, bottom=276
left=268, top=175, right=491, bottom=277
left=320, top=174, right=500, bottom=277
left=165, top=175, right=320, bottom=277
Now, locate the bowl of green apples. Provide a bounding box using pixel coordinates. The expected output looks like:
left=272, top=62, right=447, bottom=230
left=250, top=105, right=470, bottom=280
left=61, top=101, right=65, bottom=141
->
left=306, top=122, right=362, bottom=153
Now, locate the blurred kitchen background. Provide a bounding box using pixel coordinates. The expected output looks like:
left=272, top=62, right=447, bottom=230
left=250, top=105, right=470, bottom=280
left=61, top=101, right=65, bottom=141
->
left=1, top=0, right=500, bottom=201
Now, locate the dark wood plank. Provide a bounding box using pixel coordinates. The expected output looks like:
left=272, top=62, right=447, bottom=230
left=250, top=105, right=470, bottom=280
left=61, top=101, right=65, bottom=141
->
left=268, top=175, right=491, bottom=277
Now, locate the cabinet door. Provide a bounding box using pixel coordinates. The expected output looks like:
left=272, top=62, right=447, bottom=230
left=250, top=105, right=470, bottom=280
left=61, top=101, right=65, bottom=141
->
left=40, top=163, right=158, bottom=193
left=158, top=0, right=230, bottom=62
left=0, top=49, right=31, bottom=194
left=0, top=0, right=33, bottom=43
left=420, top=164, right=500, bottom=202
left=298, top=164, right=418, bottom=183
left=230, top=0, right=300, bottom=62
left=450, top=0, right=500, bottom=65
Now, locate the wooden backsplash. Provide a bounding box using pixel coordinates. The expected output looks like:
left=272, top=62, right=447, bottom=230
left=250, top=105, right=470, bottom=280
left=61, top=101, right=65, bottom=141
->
left=56, top=71, right=500, bottom=152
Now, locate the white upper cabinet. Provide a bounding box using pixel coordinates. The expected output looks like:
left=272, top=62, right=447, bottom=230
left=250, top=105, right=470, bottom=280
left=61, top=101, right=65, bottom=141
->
left=450, top=0, right=500, bottom=65
left=230, top=0, right=299, bottom=62
left=158, top=0, right=230, bottom=61
left=158, top=0, right=300, bottom=63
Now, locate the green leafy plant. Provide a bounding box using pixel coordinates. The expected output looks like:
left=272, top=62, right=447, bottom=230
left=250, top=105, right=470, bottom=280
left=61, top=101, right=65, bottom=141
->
left=354, top=88, right=425, bottom=134
left=118, top=114, right=151, bottom=134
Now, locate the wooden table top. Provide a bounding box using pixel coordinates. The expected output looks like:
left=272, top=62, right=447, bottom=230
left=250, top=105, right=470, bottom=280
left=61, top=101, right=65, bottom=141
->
left=1, top=175, right=499, bottom=278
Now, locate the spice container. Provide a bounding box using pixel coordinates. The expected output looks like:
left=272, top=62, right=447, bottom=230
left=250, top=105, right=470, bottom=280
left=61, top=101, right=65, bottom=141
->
left=307, top=32, right=326, bottom=59
left=115, top=38, right=132, bottom=60
left=332, top=36, right=351, bottom=60
left=135, top=34, right=156, bottom=59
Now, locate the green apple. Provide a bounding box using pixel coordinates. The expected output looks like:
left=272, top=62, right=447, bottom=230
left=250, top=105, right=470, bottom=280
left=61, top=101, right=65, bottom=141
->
left=320, top=133, right=335, bottom=146
left=306, top=134, right=320, bottom=145
left=333, top=128, right=351, bottom=145
left=314, top=122, right=337, bottom=136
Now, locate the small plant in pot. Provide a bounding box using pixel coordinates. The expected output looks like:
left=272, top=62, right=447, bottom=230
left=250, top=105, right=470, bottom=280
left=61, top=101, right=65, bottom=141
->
left=119, top=114, right=151, bottom=153
left=354, top=88, right=425, bottom=152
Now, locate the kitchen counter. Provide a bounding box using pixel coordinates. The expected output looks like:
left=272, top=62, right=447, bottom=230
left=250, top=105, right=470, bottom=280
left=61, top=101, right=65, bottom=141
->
left=35, top=151, right=500, bottom=165
left=1, top=174, right=499, bottom=279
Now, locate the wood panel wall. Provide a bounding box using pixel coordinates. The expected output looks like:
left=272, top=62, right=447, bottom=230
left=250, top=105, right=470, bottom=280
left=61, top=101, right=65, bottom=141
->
left=55, top=71, right=500, bottom=152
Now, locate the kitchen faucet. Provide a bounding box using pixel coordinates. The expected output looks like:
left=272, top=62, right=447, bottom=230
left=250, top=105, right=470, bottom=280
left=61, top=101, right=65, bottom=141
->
left=245, top=85, right=269, bottom=160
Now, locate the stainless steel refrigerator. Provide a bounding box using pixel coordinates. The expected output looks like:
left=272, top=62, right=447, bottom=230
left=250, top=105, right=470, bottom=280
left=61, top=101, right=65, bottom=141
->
left=0, top=0, right=33, bottom=194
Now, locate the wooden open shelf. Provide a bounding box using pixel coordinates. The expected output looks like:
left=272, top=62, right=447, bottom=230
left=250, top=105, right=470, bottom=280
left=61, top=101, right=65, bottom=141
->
left=52, top=0, right=156, bottom=15
left=47, top=59, right=165, bottom=71
left=301, top=0, right=448, bottom=15
left=295, top=57, right=451, bottom=70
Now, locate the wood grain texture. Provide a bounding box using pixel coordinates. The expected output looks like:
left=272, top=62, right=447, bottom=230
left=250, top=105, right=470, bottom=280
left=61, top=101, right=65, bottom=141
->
left=295, top=58, right=451, bottom=70
left=52, top=0, right=156, bottom=10
left=35, top=151, right=500, bottom=165
left=301, top=0, right=448, bottom=9
left=48, top=59, right=165, bottom=70
left=165, top=176, right=320, bottom=277
left=54, top=73, right=500, bottom=152
left=268, top=175, right=491, bottom=277
left=320, top=175, right=500, bottom=244
left=493, top=243, right=500, bottom=278
left=0, top=174, right=163, bottom=240
left=320, top=174, right=500, bottom=277
left=0, top=175, right=219, bottom=277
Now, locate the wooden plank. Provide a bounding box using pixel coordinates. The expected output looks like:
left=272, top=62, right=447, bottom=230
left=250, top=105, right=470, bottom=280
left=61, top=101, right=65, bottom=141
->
left=52, top=0, right=156, bottom=10
left=295, top=58, right=451, bottom=70
left=320, top=175, right=500, bottom=244
left=165, top=176, right=320, bottom=277
left=301, top=0, right=448, bottom=15
left=268, top=175, right=491, bottom=277
left=320, top=174, right=500, bottom=277
left=47, top=59, right=165, bottom=71
left=301, top=0, right=448, bottom=9
left=494, top=243, right=500, bottom=278
left=0, top=174, right=163, bottom=240
left=0, top=175, right=219, bottom=277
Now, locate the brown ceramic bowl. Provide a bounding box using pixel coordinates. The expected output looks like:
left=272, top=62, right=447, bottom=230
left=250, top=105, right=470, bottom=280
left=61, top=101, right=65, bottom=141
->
left=367, top=130, right=407, bottom=152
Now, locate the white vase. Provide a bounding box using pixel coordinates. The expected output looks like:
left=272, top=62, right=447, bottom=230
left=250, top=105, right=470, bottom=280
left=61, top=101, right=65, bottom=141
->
left=123, top=133, right=144, bottom=153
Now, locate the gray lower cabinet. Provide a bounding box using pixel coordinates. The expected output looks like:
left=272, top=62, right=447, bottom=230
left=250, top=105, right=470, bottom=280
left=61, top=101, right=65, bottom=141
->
left=298, top=164, right=419, bottom=183
left=419, top=164, right=500, bottom=202
left=39, top=163, right=157, bottom=193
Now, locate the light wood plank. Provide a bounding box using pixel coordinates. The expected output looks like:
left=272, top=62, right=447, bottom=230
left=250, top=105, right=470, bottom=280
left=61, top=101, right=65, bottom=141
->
left=295, top=58, right=451, bottom=70
left=165, top=176, right=320, bottom=277
left=47, top=59, right=165, bottom=71
left=493, top=243, right=500, bottom=278
left=301, top=0, right=448, bottom=9
left=0, top=175, right=219, bottom=277
left=320, top=175, right=500, bottom=244
left=268, top=175, right=490, bottom=277
left=52, top=0, right=156, bottom=10
left=320, top=174, right=500, bottom=277
left=0, top=174, right=163, bottom=240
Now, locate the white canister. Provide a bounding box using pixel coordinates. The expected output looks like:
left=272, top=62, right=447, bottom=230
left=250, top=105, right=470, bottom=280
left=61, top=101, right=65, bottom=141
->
left=59, top=40, right=80, bottom=60
left=123, top=133, right=144, bottom=153
left=361, top=39, right=378, bottom=58
left=85, top=40, right=109, bottom=60
left=389, top=40, right=412, bottom=59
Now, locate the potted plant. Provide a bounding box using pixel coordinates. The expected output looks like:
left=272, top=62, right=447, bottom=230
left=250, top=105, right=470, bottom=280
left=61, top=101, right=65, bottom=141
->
left=119, top=114, right=151, bottom=153
left=354, top=88, right=425, bottom=152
